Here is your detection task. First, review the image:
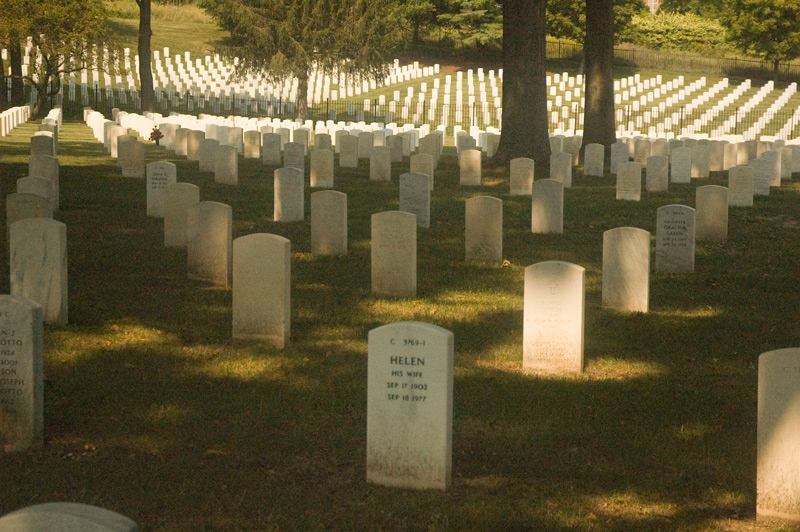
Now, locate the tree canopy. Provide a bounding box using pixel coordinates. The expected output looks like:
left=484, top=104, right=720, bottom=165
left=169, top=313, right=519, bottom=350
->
left=721, top=0, right=800, bottom=70
left=1, top=0, right=118, bottom=117
left=200, top=0, right=404, bottom=119
left=547, top=0, right=646, bottom=44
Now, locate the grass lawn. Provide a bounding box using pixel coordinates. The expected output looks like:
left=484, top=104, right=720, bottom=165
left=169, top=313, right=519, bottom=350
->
left=2, top=120, right=800, bottom=531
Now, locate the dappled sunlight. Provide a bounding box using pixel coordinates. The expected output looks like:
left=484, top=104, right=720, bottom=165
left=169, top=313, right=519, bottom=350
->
left=651, top=305, right=724, bottom=319
left=584, top=491, right=679, bottom=524
left=585, top=358, right=670, bottom=381
left=47, top=322, right=182, bottom=364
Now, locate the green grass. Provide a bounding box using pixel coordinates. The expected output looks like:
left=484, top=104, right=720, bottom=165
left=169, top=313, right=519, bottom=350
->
left=2, top=121, right=800, bottom=531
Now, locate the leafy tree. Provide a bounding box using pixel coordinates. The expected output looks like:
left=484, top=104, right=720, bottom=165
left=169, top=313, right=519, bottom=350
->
left=201, top=0, right=404, bottom=120
left=437, top=0, right=503, bottom=47
left=8, top=0, right=119, bottom=118
left=399, top=0, right=439, bottom=45
left=721, top=0, right=800, bottom=72
left=583, top=0, right=616, bottom=155
left=658, top=0, right=725, bottom=19
left=547, top=0, right=645, bottom=43
left=135, top=0, right=156, bottom=112
left=493, top=0, right=551, bottom=166
left=0, top=0, right=28, bottom=109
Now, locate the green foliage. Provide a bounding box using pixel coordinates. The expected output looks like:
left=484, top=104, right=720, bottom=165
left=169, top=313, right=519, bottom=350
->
left=721, top=0, right=800, bottom=66
left=631, top=12, right=732, bottom=54
left=658, top=0, right=726, bottom=19
left=437, top=0, right=502, bottom=47
left=546, top=0, right=646, bottom=44
left=105, top=0, right=212, bottom=22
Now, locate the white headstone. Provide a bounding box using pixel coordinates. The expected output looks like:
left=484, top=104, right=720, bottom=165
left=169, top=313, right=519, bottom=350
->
left=9, top=218, right=68, bottom=325
left=550, top=152, right=573, bottom=187
left=0, top=502, right=138, bottom=532
left=758, top=348, right=800, bottom=522
left=616, top=161, right=642, bottom=201
left=583, top=143, right=605, bottom=177
left=695, top=185, right=728, bottom=243
left=311, top=190, right=347, bottom=256
left=118, top=138, right=145, bottom=178
left=670, top=147, right=692, bottom=184
left=655, top=204, right=695, bottom=273
left=399, top=173, right=431, bottom=228
left=459, top=149, right=481, bottom=185
left=371, top=211, right=417, bottom=298
left=339, top=135, right=359, bottom=168
left=645, top=155, right=669, bottom=192
left=410, top=153, right=435, bottom=190
left=728, top=165, right=754, bottom=207
left=232, top=234, right=290, bottom=348
left=28, top=154, right=59, bottom=211
left=523, top=261, right=585, bottom=373
left=465, top=195, right=502, bottom=263
left=146, top=161, right=177, bottom=217
left=164, top=182, right=200, bottom=248
left=262, top=132, right=282, bottom=165
left=531, top=179, right=563, bottom=234
left=243, top=130, right=261, bottom=159
left=602, top=227, right=650, bottom=313
left=370, top=146, right=392, bottom=182
left=310, top=149, right=334, bottom=188
left=198, top=139, right=219, bottom=172
left=610, top=142, right=629, bottom=174
left=187, top=201, right=232, bottom=287
left=274, top=167, right=304, bottom=222
left=509, top=157, right=534, bottom=195
left=214, top=144, right=238, bottom=185
left=284, top=142, right=305, bottom=174
left=0, top=295, right=43, bottom=452
left=367, top=321, right=453, bottom=490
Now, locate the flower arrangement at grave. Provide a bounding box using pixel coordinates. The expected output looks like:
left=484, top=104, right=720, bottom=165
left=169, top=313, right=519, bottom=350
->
left=149, top=126, right=164, bottom=145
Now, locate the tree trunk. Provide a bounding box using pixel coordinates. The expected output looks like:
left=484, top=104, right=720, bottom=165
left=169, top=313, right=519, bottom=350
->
left=582, top=0, right=616, bottom=163
left=138, top=0, right=156, bottom=112
left=296, top=69, right=309, bottom=121
left=10, top=41, right=24, bottom=106
left=493, top=0, right=551, bottom=170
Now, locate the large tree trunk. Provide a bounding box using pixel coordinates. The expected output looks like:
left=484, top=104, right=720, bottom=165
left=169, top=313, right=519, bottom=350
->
left=582, top=0, right=616, bottom=162
left=10, top=41, right=24, bottom=106
left=137, top=0, right=156, bottom=112
left=493, top=0, right=551, bottom=169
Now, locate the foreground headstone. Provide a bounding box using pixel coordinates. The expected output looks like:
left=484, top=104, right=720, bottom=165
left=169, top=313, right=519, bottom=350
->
left=758, top=348, right=800, bottom=522
left=655, top=205, right=695, bottom=273
left=146, top=162, right=177, bottom=217
left=602, top=227, right=650, bottom=313
left=232, top=234, right=290, bottom=348
left=0, top=502, right=138, bottom=532
left=10, top=218, right=68, bottom=325
left=187, top=201, right=232, bottom=287
left=399, top=173, right=431, bottom=228
left=311, top=190, right=347, bottom=256
left=531, top=179, right=563, bottom=234
left=509, top=157, right=534, bottom=195
left=695, top=185, right=728, bottom=243
left=0, top=295, right=43, bottom=452
left=465, top=196, right=502, bottom=263
left=164, top=183, right=200, bottom=248
left=274, top=167, right=304, bottom=222
left=366, top=321, right=453, bottom=490
left=372, top=211, right=416, bottom=298
left=523, top=261, right=585, bottom=373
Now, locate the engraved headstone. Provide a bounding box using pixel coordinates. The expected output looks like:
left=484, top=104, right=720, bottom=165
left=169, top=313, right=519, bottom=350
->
left=399, top=172, right=431, bottom=228
left=146, top=161, right=177, bottom=217
left=9, top=218, right=68, bottom=325
left=371, top=211, right=417, bottom=298
left=655, top=205, right=695, bottom=273
left=695, top=185, right=728, bottom=243
left=602, top=227, right=650, bottom=313
left=311, top=190, right=347, bottom=256
left=509, top=157, right=534, bottom=195
left=531, top=179, right=563, bottom=234
left=232, top=234, right=290, bottom=348
left=314, top=133, right=332, bottom=151
left=523, top=261, right=585, bottom=373
left=0, top=295, right=43, bottom=452
left=118, top=137, right=145, bottom=178
left=465, top=195, right=502, bottom=263
left=366, top=321, right=453, bottom=490
left=164, top=183, right=200, bottom=248
left=187, top=201, right=232, bottom=287
left=757, top=348, right=800, bottom=522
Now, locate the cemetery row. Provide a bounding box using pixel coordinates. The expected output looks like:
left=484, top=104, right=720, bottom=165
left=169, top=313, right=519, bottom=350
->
left=4, top=109, right=800, bottom=524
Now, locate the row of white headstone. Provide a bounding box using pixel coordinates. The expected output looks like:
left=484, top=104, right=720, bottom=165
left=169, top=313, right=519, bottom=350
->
left=0, top=105, right=30, bottom=137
